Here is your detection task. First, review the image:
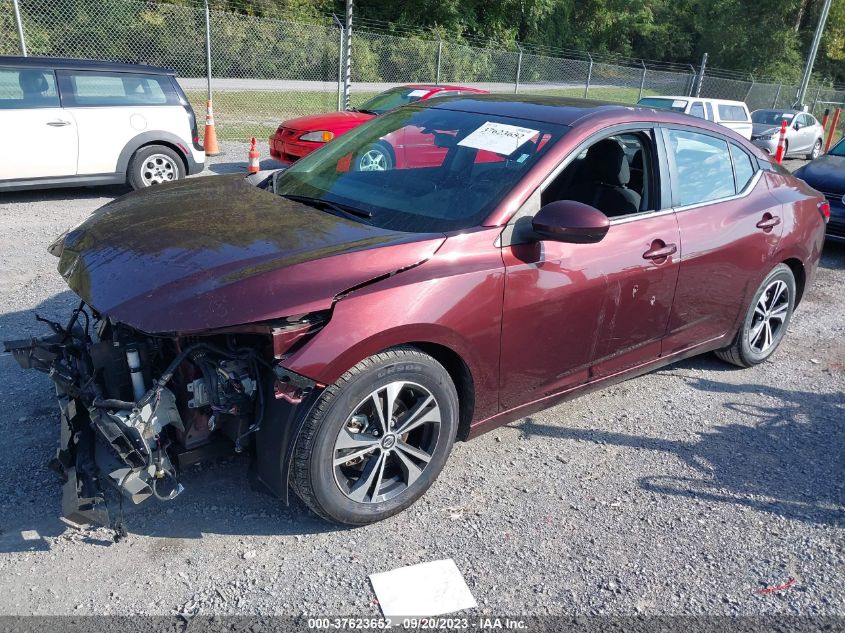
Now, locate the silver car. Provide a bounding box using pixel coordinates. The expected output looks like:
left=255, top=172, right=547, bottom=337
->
left=750, top=109, right=825, bottom=159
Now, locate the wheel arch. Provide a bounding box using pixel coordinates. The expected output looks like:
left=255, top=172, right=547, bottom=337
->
left=283, top=324, right=484, bottom=442
left=116, top=131, right=192, bottom=177
left=405, top=341, right=475, bottom=442
left=782, top=256, right=806, bottom=306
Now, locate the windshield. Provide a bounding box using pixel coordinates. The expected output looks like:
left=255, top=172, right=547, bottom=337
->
left=275, top=106, right=568, bottom=232
left=830, top=137, right=845, bottom=157
left=638, top=97, right=687, bottom=112
left=356, top=87, right=433, bottom=114
left=752, top=110, right=795, bottom=125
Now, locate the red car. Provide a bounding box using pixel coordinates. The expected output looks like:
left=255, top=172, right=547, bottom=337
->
left=269, top=84, right=487, bottom=166
left=7, top=95, right=827, bottom=528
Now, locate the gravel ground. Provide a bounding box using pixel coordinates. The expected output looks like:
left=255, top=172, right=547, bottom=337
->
left=0, top=150, right=842, bottom=620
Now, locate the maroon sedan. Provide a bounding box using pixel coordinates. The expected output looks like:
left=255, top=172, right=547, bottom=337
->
left=7, top=95, right=827, bottom=527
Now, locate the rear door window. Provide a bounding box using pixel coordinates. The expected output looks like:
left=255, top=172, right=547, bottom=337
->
left=57, top=70, right=179, bottom=107
left=718, top=104, right=748, bottom=122
left=666, top=128, right=735, bottom=206
left=0, top=67, right=60, bottom=109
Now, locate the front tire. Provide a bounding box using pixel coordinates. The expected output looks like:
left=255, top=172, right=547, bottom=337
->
left=127, top=145, right=184, bottom=190
left=291, top=347, right=458, bottom=525
left=715, top=264, right=795, bottom=368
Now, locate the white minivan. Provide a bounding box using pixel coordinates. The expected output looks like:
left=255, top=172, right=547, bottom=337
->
left=637, top=96, right=753, bottom=140
left=0, top=56, right=205, bottom=191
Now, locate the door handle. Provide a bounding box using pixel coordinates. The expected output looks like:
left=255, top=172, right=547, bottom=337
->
left=756, top=215, right=781, bottom=231
left=642, top=242, right=677, bottom=261
left=46, top=120, right=71, bottom=127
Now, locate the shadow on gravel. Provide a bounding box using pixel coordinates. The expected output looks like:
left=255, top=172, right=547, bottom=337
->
left=515, top=377, right=844, bottom=527
left=0, top=184, right=129, bottom=203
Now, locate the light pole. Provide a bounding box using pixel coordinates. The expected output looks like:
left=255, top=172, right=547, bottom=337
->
left=13, top=0, right=27, bottom=56
left=795, top=0, right=833, bottom=109
left=202, top=0, right=220, bottom=155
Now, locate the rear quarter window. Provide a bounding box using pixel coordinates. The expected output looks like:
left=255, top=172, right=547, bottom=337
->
left=729, top=143, right=755, bottom=192
left=718, top=104, right=749, bottom=122
left=57, top=70, right=179, bottom=107
left=0, top=67, right=60, bottom=109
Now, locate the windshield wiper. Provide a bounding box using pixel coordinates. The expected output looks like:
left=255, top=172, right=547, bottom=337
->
left=281, top=194, right=373, bottom=221
left=353, top=108, right=379, bottom=115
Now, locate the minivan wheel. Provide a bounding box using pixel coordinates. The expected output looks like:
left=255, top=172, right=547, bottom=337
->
left=807, top=139, right=822, bottom=160
left=291, top=347, right=458, bottom=525
left=128, top=145, right=184, bottom=189
left=715, top=263, right=796, bottom=368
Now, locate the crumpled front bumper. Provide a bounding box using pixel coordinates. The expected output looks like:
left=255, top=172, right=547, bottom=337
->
left=5, top=334, right=110, bottom=525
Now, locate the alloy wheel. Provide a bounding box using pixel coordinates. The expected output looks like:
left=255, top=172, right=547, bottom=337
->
left=747, top=279, right=789, bottom=354
left=812, top=140, right=822, bottom=159
left=140, top=154, right=178, bottom=186
left=358, top=148, right=389, bottom=171
left=332, top=381, right=441, bottom=504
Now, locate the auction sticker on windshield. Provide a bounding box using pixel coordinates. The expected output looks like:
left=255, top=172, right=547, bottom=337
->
left=407, top=89, right=429, bottom=97
left=458, top=121, right=539, bottom=155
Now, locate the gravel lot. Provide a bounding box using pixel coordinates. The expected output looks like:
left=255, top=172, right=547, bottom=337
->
left=0, top=150, right=842, bottom=620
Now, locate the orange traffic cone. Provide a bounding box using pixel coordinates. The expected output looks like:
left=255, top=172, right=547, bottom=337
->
left=203, top=100, right=221, bottom=156
left=247, top=137, right=260, bottom=174
left=774, top=119, right=788, bottom=163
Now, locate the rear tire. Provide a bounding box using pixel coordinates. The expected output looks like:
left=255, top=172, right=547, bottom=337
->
left=127, top=145, right=184, bottom=190
left=291, top=347, right=458, bottom=525
left=806, top=138, right=822, bottom=160
left=715, top=264, right=795, bottom=368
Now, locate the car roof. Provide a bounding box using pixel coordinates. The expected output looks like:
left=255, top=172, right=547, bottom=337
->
left=752, top=108, right=804, bottom=114
left=642, top=95, right=748, bottom=107
left=422, top=93, right=760, bottom=145
left=403, top=84, right=487, bottom=93
left=0, top=55, right=175, bottom=75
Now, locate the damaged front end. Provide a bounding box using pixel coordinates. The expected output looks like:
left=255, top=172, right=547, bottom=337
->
left=4, top=303, right=323, bottom=530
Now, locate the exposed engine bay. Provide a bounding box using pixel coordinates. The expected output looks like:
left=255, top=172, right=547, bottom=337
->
left=4, top=302, right=323, bottom=534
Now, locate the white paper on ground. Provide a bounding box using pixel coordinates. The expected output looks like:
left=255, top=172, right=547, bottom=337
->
left=407, top=89, right=429, bottom=98
left=457, top=121, right=539, bottom=156
left=369, top=558, right=478, bottom=618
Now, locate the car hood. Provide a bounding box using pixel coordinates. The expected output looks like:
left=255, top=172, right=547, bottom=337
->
left=280, top=110, right=376, bottom=133
left=795, top=153, right=845, bottom=193
left=752, top=123, right=781, bottom=137
left=56, top=175, right=445, bottom=334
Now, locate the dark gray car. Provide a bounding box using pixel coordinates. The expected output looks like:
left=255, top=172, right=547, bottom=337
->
left=750, top=109, right=824, bottom=159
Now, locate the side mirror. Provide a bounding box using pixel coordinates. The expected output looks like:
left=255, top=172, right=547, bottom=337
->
left=794, top=122, right=802, bottom=130
left=532, top=200, right=610, bottom=244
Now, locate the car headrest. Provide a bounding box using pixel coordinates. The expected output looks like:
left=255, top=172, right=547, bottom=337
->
left=19, top=71, right=49, bottom=95
left=630, top=148, right=643, bottom=170
left=583, top=139, right=630, bottom=186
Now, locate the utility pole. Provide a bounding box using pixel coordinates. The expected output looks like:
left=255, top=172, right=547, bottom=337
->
left=795, top=0, right=833, bottom=109
left=343, top=0, right=353, bottom=110
left=12, top=0, right=27, bottom=56
left=694, top=52, right=708, bottom=97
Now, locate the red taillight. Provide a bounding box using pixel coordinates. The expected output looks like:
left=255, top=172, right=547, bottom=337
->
left=818, top=200, right=831, bottom=223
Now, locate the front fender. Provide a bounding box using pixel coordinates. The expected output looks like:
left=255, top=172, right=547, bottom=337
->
left=280, top=232, right=506, bottom=424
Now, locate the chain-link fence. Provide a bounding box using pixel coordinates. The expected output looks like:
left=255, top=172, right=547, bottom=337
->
left=2, top=0, right=845, bottom=147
